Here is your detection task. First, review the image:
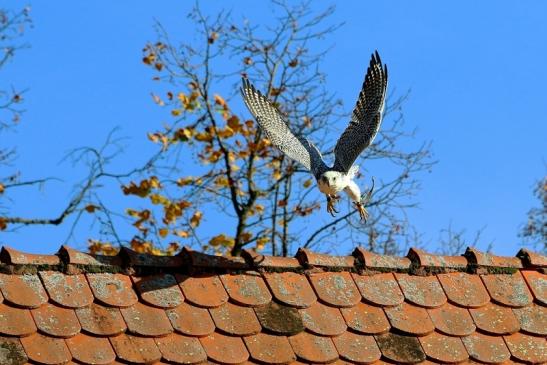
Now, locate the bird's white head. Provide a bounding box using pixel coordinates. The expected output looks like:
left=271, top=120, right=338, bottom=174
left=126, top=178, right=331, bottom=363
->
left=318, top=170, right=347, bottom=194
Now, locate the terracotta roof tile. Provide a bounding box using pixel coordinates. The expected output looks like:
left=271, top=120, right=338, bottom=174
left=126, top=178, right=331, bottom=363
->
left=384, top=303, right=435, bottom=335
left=254, top=301, right=304, bottom=335
left=332, top=331, right=381, bottom=364
left=263, top=272, right=316, bottom=308
left=199, top=332, right=249, bottom=364
left=154, top=333, right=207, bottom=364
left=395, top=273, right=447, bottom=308
left=65, top=333, right=116, bottom=365
left=469, top=302, right=520, bottom=335
left=31, top=303, right=81, bottom=338
left=503, top=332, right=547, bottom=363
left=419, top=332, right=468, bottom=363
left=462, top=332, right=511, bottom=364
left=339, top=302, right=390, bottom=334
left=109, top=333, right=162, bottom=364
left=133, top=274, right=184, bottom=308
left=437, top=272, right=490, bottom=308
left=517, top=248, right=547, bottom=268
left=166, top=301, right=215, bottom=337
left=209, top=301, right=261, bottom=336
left=20, top=333, right=71, bottom=365
left=352, top=272, right=404, bottom=306
left=177, top=274, right=229, bottom=308
left=0, top=273, right=48, bottom=308
left=86, top=273, right=138, bottom=308
left=75, top=302, right=126, bottom=336
left=0, top=303, right=36, bottom=337
left=520, top=270, right=547, bottom=305
left=354, top=247, right=412, bottom=270
left=375, top=332, right=426, bottom=364
left=244, top=333, right=296, bottom=364
left=428, top=303, right=476, bottom=336
left=299, top=302, right=346, bottom=336
left=39, top=271, right=93, bottom=308
left=512, top=305, right=547, bottom=336
left=308, top=272, right=361, bottom=307
left=120, top=302, right=173, bottom=337
left=0, top=244, right=545, bottom=365
left=288, top=332, right=338, bottom=363
left=0, top=336, right=28, bottom=365
left=221, top=272, right=272, bottom=307
left=481, top=272, right=533, bottom=307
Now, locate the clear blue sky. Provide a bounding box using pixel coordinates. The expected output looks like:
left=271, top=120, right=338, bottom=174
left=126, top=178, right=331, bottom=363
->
left=3, top=1, right=546, bottom=255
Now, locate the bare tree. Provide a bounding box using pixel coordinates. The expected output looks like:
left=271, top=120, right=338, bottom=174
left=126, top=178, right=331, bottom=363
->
left=520, top=176, right=546, bottom=253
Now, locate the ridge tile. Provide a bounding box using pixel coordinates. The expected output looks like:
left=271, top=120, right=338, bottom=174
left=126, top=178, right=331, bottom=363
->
left=86, top=273, right=138, bottom=308
left=166, top=301, right=215, bottom=336
left=517, top=248, right=547, bottom=268
left=109, top=333, right=162, bottom=364
left=65, top=333, right=116, bottom=365
left=469, top=302, right=520, bottom=335
left=133, top=274, right=184, bottom=309
left=375, top=332, right=426, bottom=364
left=242, top=249, right=301, bottom=269
left=384, top=302, right=435, bottom=335
left=353, top=247, right=411, bottom=270
left=31, top=303, right=81, bottom=338
left=263, top=272, right=316, bottom=308
left=199, top=332, right=249, bottom=364
left=154, top=333, right=207, bottom=364
left=254, top=301, right=304, bottom=335
left=75, top=302, right=126, bottom=336
left=332, top=331, right=381, bottom=364
left=428, top=302, right=476, bottom=336
left=244, top=333, right=296, bottom=364
left=418, top=332, right=468, bottom=363
left=0, top=303, right=37, bottom=336
left=408, top=248, right=468, bottom=270
left=177, top=274, right=228, bottom=308
left=58, top=245, right=106, bottom=266
left=0, top=246, right=60, bottom=266
left=288, top=332, right=338, bottom=364
left=462, top=332, right=511, bottom=364
left=395, top=273, right=447, bottom=308
left=299, top=301, right=347, bottom=336
left=437, top=272, right=490, bottom=308
left=308, top=272, right=361, bottom=308
left=220, top=272, right=272, bottom=307
left=466, top=247, right=523, bottom=269
left=296, top=248, right=355, bottom=268
left=20, top=333, right=71, bottom=365
left=120, top=247, right=183, bottom=268
left=352, top=273, right=404, bottom=307
left=512, top=305, right=547, bottom=336
left=209, top=301, right=261, bottom=336
left=0, top=336, right=28, bottom=365
left=520, top=270, right=547, bottom=305
left=120, top=302, right=173, bottom=337
left=39, top=271, right=93, bottom=308
left=481, top=272, right=533, bottom=307
left=182, top=247, right=247, bottom=269
left=0, top=273, right=48, bottom=308
left=340, top=302, right=390, bottom=334
left=503, top=332, right=547, bottom=364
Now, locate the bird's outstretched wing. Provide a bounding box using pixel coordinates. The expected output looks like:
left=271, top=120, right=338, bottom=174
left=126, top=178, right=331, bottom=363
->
left=241, top=78, right=328, bottom=177
left=333, top=51, right=388, bottom=173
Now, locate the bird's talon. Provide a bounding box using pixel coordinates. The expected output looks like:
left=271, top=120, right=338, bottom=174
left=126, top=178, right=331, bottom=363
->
left=326, top=195, right=339, bottom=217
left=354, top=202, right=369, bottom=221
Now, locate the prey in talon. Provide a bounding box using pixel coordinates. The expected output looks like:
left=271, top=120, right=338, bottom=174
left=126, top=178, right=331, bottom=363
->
left=241, top=51, right=388, bottom=221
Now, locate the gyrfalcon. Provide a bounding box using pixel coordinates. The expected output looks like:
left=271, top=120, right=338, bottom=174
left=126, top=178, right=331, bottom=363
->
left=241, top=51, right=388, bottom=220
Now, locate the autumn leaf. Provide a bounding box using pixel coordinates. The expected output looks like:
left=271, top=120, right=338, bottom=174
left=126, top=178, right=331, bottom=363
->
left=158, top=228, right=169, bottom=238
left=151, top=93, right=165, bottom=106
left=171, top=109, right=181, bottom=117
left=209, top=234, right=234, bottom=247
left=278, top=199, right=287, bottom=207
left=190, top=211, right=203, bottom=228
left=166, top=242, right=180, bottom=255
left=256, top=236, right=269, bottom=250
left=243, top=57, right=253, bottom=65
left=84, top=204, right=98, bottom=213
left=176, top=177, right=194, bottom=186
left=154, top=62, right=163, bottom=71
left=214, top=94, right=226, bottom=108
left=0, top=218, right=6, bottom=231
left=240, top=231, right=252, bottom=243
left=208, top=31, right=219, bottom=44
left=174, top=230, right=189, bottom=238
left=88, top=239, right=118, bottom=256
left=288, top=59, right=298, bottom=67
left=303, top=179, right=313, bottom=188
left=0, top=184, right=4, bottom=194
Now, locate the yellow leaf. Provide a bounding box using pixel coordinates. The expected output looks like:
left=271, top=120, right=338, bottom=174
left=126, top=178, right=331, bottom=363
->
left=176, top=177, right=193, bottom=186
left=214, top=94, right=226, bottom=108
left=214, top=176, right=229, bottom=187
left=303, top=179, right=313, bottom=188
left=166, top=242, right=180, bottom=255
left=209, top=234, right=234, bottom=247
left=190, top=211, right=203, bottom=228
left=227, top=115, right=241, bottom=131
left=240, top=232, right=252, bottom=243
left=174, top=230, right=189, bottom=238
left=159, top=228, right=169, bottom=238
left=150, top=194, right=169, bottom=206
left=171, top=109, right=181, bottom=116
left=255, top=204, right=265, bottom=214
left=0, top=218, right=6, bottom=231
left=0, top=183, right=4, bottom=194
left=256, top=236, right=269, bottom=250
left=151, top=93, right=165, bottom=106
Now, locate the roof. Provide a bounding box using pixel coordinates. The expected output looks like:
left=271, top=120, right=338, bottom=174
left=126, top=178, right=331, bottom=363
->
left=0, top=245, right=545, bottom=365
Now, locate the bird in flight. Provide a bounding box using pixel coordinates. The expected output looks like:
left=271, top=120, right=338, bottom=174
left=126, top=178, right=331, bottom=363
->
left=241, top=51, right=388, bottom=220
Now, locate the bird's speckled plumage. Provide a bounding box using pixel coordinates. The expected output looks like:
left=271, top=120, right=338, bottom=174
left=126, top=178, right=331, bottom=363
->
left=241, top=51, right=388, bottom=220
